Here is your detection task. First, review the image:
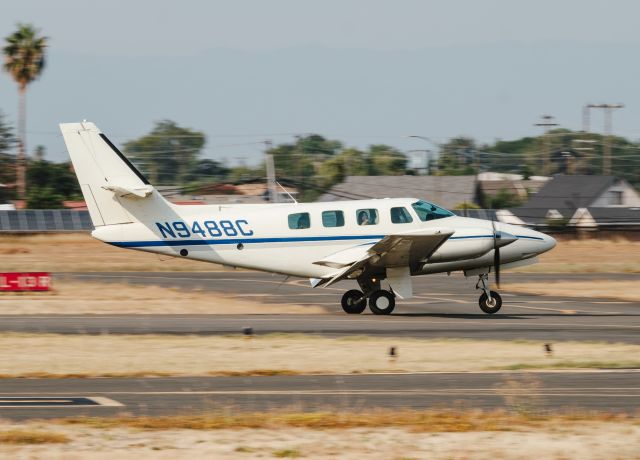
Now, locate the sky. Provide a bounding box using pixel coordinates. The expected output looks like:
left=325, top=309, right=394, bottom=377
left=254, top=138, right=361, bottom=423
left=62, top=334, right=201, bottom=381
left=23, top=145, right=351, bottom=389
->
left=1, top=0, right=639, bottom=165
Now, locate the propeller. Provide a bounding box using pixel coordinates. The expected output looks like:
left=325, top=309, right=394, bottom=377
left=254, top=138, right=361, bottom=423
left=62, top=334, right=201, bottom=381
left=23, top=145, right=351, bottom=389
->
left=491, top=220, right=517, bottom=289
left=492, top=219, right=501, bottom=288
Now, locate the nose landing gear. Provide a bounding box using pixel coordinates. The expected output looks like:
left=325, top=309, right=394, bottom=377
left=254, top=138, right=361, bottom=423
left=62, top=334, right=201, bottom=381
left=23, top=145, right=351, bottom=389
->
left=476, top=273, right=502, bottom=314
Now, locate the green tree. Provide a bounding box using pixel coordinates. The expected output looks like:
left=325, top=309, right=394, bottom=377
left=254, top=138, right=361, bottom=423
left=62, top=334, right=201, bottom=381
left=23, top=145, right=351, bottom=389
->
left=485, top=187, right=524, bottom=209
left=270, top=134, right=341, bottom=201
left=186, top=159, right=229, bottom=183
left=25, top=159, right=81, bottom=208
left=368, top=144, right=407, bottom=175
left=25, top=186, right=64, bottom=209
left=437, top=137, right=477, bottom=175
left=123, top=120, right=205, bottom=186
left=3, top=24, right=47, bottom=201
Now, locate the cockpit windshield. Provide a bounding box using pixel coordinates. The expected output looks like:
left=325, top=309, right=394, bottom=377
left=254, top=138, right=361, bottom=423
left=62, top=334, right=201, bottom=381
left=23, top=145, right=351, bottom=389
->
left=411, top=200, right=454, bottom=221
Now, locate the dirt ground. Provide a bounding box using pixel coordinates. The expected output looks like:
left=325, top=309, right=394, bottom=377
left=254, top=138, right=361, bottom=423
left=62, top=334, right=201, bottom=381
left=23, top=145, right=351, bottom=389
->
left=0, top=334, right=638, bottom=377
left=1, top=421, right=638, bottom=459
left=0, top=233, right=219, bottom=272
left=3, top=233, right=640, bottom=273
left=0, top=281, right=325, bottom=315
left=513, top=237, right=640, bottom=273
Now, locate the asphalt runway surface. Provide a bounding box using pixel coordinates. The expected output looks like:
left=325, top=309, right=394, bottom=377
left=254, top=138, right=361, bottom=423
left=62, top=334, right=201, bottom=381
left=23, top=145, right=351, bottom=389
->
left=2, top=272, right=639, bottom=420
left=1, top=371, right=638, bottom=420
left=1, top=271, right=638, bottom=343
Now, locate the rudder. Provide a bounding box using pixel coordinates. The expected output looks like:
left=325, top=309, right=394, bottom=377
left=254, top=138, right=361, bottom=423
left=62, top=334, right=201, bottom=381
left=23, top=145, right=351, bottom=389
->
left=60, top=122, right=154, bottom=227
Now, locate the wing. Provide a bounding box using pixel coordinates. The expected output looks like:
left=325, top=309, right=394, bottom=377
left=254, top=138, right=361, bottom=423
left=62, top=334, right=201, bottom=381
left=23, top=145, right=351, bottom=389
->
left=313, top=227, right=454, bottom=288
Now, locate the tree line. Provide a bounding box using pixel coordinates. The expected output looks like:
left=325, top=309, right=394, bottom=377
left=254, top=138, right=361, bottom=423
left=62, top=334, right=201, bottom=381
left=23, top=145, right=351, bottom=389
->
left=2, top=115, right=640, bottom=207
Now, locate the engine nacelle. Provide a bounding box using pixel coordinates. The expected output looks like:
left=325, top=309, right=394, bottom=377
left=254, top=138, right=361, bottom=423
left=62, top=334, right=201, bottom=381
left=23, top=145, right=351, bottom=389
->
left=427, top=228, right=495, bottom=263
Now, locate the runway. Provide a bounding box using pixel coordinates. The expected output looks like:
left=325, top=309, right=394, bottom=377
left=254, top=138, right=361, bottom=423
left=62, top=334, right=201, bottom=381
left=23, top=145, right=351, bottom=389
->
left=1, top=271, right=638, bottom=343
left=1, top=371, right=638, bottom=420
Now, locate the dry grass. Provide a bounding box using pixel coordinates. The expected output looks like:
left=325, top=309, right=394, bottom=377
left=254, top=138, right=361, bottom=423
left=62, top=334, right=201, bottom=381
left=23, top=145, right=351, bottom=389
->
left=0, top=233, right=220, bottom=272
left=0, top=333, right=638, bottom=377
left=2, top=415, right=639, bottom=459
left=53, top=410, right=637, bottom=432
left=0, top=430, right=69, bottom=444
left=0, top=280, right=325, bottom=314
left=3, top=233, right=640, bottom=273
left=504, top=280, right=640, bottom=302
left=513, top=238, right=640, bottom=273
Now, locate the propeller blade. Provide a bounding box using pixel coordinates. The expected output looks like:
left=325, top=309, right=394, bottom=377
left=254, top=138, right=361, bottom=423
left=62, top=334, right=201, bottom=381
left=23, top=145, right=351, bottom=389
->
left=492, top=219, right=500, bottom=288
left=494, top=246, right=500, bottom=288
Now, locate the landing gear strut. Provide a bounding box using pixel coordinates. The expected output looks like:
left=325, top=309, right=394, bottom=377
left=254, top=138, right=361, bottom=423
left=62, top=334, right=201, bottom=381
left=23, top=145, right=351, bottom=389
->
left=476, top=273, right=502, bottom=314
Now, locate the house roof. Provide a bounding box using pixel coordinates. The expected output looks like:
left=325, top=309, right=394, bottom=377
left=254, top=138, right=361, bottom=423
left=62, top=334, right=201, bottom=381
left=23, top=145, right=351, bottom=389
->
left=581, top=206, right=640, bottom=223
left=521, top=175, right=616, bottom=211
left=318, top=175, right=478, bottom=209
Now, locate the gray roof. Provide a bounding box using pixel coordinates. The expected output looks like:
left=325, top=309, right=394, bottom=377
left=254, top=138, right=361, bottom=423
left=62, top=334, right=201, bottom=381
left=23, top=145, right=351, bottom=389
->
left=318, top=175, right=478, bottom=209
left=521, top=175, right=616, bottom=210
left=584, top=206, right=640, bottom=224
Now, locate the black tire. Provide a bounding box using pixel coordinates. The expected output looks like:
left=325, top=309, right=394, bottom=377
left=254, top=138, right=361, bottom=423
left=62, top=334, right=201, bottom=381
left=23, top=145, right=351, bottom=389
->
left=479, top=291, right=502, bottom=314
left=369, top=289, right=396, bottom=315
left=341, top=289, right=367, bottom=314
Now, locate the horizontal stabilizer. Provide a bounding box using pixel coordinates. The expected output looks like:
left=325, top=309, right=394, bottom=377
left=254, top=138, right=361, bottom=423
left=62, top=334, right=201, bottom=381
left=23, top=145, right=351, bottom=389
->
left=102, top=184, right=154, bottom=199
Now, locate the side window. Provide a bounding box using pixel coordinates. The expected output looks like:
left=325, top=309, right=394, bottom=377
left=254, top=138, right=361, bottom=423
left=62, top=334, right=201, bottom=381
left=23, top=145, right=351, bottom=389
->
left=288, top=212, right=310, bottom=229
left=322, top=210, right=345, bottom=227
left=356, top=208, right=379, bottom=226
left=390, top=207, right=413, bottom=224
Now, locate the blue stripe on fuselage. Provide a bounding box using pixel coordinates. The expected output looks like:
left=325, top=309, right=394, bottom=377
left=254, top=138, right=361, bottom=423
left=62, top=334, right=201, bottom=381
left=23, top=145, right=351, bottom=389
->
left=108, top=233, right=543, bottom=248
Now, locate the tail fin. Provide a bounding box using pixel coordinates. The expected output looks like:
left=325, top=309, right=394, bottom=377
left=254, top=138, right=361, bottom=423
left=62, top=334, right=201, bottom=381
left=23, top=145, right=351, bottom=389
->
left=60, top=122, right=157, bottom=227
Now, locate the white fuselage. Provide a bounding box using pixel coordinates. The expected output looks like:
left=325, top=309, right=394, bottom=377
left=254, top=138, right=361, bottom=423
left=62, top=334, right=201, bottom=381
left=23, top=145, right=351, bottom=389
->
left=91, top=197, right=556, bottom=278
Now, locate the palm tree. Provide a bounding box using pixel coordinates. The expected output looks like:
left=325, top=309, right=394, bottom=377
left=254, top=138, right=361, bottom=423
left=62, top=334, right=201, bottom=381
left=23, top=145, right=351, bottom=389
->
left=3, top=24, right=47, bottom=202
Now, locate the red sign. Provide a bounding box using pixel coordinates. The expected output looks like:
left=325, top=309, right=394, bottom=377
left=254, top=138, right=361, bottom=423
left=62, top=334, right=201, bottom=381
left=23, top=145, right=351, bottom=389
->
left=0, top=273, right=52, bottom=291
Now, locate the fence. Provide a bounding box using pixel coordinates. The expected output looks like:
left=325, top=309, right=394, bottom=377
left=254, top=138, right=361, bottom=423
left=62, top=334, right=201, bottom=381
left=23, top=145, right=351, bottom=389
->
left=0, top=210, right=93, bottom=232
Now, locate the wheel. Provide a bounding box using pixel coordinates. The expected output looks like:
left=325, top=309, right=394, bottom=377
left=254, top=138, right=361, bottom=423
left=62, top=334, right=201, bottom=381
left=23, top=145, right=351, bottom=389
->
left=479, top=291, right=502, bottom=314
left=341, top=289, right=367, bottom=314
left=369, top=289, right=396, bottom=315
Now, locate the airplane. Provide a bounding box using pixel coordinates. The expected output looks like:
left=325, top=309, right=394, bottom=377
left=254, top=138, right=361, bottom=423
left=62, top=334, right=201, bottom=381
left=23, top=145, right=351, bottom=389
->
left=60, top=122, right=556, bottom=315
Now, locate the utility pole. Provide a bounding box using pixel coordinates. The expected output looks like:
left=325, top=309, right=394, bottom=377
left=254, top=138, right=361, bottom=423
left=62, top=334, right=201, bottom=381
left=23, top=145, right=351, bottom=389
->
left=587, top=103, right=624, bottom=175
left=534, top=114, right=558, bottom=175
left=582, top=104, right=591, bottom=132
left=572, top=139, right=597, bottom=175
left=264, top=140, right=278, bottom=203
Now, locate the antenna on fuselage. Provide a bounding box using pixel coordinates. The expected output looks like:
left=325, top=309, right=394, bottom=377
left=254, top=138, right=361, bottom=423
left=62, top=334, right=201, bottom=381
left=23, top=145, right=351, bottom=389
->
left=276, top=181, right=298, bottom=203
left=264, top=139, right=279, bottom=203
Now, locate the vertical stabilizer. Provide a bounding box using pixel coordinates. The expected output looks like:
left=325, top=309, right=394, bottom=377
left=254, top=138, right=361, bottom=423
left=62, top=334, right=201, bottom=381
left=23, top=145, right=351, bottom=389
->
left=60, top=122, right=157, bottom=226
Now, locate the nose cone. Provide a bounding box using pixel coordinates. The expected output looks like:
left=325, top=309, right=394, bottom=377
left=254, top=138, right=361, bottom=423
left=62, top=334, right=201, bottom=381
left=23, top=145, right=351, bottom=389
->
left=495, top=231, right=517, bottom=248
left=538, top=232, right=557, bottom=254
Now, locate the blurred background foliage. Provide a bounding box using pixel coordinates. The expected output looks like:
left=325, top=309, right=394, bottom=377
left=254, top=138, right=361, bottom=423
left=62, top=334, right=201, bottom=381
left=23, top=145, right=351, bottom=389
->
left=2, top=115, right=640, bottom=206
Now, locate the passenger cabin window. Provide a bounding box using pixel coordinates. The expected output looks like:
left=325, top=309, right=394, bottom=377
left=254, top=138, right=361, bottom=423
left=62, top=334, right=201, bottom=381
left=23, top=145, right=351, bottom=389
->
left=322, top=210, right=345, bottom=227
left=356, top=208, right=379, bottom=226
left=288, top=212, right=311, bottom=229
left=390, top=207, right=413, bottom=224
left=411, top=200, right=454, bottom=221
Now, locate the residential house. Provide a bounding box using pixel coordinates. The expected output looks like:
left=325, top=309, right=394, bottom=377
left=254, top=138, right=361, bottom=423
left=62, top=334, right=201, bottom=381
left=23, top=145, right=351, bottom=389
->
left=501, top=175, right=640, bottom=227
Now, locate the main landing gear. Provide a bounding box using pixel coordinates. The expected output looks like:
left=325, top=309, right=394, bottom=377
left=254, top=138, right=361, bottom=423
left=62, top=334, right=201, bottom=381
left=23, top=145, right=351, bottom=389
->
left=476, top=273, right=502, bottom=314
left=340, top=275, right=396, bottom=315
